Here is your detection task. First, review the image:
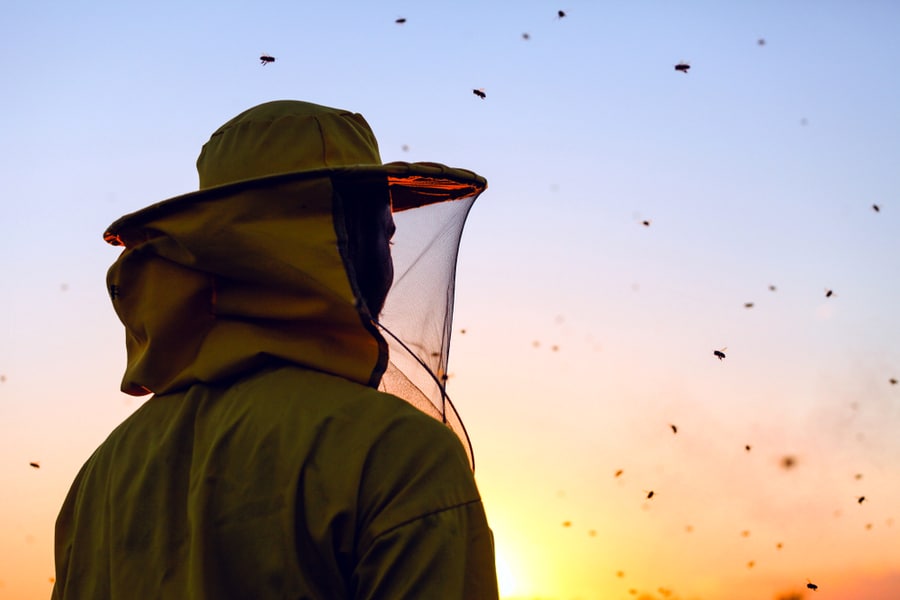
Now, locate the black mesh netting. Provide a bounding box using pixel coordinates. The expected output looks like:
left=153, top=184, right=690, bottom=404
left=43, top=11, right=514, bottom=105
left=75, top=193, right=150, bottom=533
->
left=376, top=193, right=480, bottom=470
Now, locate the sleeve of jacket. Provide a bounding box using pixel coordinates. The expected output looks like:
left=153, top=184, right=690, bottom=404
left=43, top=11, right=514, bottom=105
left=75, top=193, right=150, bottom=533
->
left=350, top=407, right=499, bottom=600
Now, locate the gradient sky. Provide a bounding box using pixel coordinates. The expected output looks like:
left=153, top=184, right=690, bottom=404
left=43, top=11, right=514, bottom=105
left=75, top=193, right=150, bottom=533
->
left=3, top=1, right=900, bottom=599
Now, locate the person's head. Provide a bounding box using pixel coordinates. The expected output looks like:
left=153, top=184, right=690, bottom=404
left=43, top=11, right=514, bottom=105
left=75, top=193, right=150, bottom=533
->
left=102, top=100, right=487, bottom=462
left=337, top=177, right=396, bottom=317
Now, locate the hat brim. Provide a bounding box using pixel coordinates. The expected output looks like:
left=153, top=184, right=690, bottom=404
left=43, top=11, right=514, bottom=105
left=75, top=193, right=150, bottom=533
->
left=104, top=161, right=486, bottom=245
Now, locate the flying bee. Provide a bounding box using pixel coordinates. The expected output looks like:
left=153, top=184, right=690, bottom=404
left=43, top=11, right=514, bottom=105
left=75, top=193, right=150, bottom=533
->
left=670, top=424, right=677, bottom=434
left=614, top=469, right=624, bottom=477
left=757, top=38, right=766, bottom=46
left=522, top=32, right=531, bottom=40
left=713, top=347, right=727, bottom=360
left=890, top=378, right=898, bottom=385
left=641, top=219, right=651, bottom=227
left=645, top=490, right=655, bottom=499
left=825, top=288, right=835, bottom=298
left=769, top=284, right=777, bottom=292
left=29, top=462, right=40, bottom=469
left=806, top=579, right=818, bottom=591
left=745, top=444, right=752, bottom=452
left=858, top=496, right=866, bottom=504
left=395, top=17, right=406, bottom=24
left=557, top=9, right=566, bottom=18
left=744, top=302, right=754, bottom=308
left=472, top=88, right=486, bottom=99
left=873, top=203, right=880, bottom=212
left=259, top=54, right=275, bottom=65
left=674, top=62, right=690, bottom=73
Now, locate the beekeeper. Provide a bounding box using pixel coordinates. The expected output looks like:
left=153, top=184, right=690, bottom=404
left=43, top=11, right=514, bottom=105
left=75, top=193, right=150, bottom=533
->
left=53, top=100, right=498, bottom=599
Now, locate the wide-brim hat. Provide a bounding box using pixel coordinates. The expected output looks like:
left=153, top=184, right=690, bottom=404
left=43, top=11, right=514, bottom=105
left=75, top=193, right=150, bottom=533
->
left=104, top=99, right=486, bottom=244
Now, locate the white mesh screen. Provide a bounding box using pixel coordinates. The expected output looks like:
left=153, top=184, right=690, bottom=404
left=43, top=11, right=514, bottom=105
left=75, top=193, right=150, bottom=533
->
left=376, top=194, right=480, bottom=469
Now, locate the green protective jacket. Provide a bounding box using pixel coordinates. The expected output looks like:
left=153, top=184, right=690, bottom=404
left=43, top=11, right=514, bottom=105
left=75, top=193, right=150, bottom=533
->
left=52, top=175, right=499, bottom=599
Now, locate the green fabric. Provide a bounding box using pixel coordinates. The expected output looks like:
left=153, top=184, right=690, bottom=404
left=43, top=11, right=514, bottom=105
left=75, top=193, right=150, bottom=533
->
left=53, top=365, right=498, bottom=599
left=196, top=101, right=382, bottom=190
left=105, top=176, right=386, bottom=396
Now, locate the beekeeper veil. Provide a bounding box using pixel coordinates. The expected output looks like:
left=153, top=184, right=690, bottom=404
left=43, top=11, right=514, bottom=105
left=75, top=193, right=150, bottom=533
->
left=376, top=170, right=484, bottom=470
left=102, top=100, right=486, bottom=470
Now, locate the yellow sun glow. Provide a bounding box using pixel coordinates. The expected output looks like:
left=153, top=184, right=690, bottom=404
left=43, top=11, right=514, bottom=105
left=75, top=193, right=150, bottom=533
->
left=494, top=545, right=522, bottom=598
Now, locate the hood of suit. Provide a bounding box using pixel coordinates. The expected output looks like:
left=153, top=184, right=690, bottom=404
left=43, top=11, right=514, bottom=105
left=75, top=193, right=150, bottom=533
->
left=106, top=175, right=388, bottom=395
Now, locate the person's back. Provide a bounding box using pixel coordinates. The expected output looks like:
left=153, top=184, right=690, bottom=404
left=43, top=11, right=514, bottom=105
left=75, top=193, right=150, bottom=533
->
left=52, top=100, right=499, bottom=599
left=54, top=365, right=495, bottom=599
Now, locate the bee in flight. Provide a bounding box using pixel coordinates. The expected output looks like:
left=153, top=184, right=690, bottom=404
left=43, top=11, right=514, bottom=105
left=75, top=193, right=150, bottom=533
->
left=259, top=54, right=275, bottom=65
left=557, top=10, right=566, bottom=19
left=674, top=62, right=691, bottom=73
left=472, top=88, right=486, bottom=99
left=713, top=347, right=727, bottom=360
left=395, top=17, right=406, bottom=24
left=29, top=462, right=40, bottom=469
left=807, top=579, right=818, bottom=591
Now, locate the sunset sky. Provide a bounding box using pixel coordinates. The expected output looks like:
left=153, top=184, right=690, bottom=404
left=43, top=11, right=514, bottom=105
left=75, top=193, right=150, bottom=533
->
left=3, top=1, right=900, bottom=599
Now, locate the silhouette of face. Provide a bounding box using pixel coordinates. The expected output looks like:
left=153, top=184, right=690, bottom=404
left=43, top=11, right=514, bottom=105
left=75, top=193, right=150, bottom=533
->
left=339, top=179, right=395, bottom=316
